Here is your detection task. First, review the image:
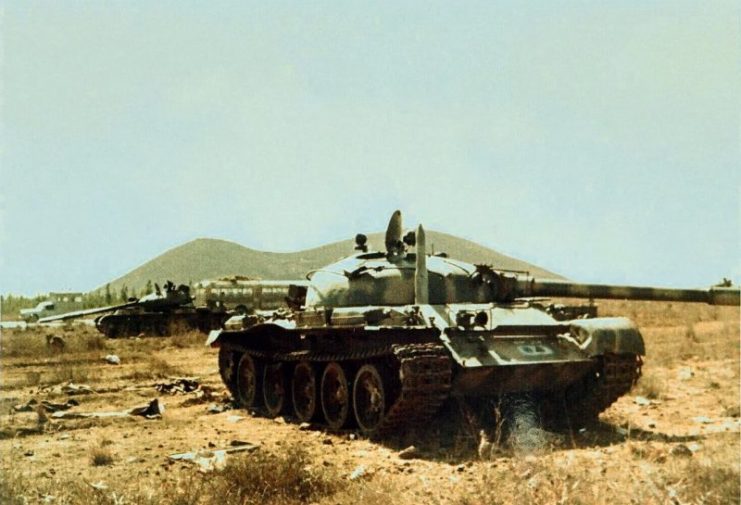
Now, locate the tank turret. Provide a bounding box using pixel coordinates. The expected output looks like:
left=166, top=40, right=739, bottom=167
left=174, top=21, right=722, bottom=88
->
left=210, top=211, right=739, bottom=438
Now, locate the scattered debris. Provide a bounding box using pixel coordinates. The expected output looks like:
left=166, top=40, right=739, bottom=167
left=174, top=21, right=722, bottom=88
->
left=298, top=422, right=312, bottom=431
left=63, top=383, right=95, bottom=395
left=349, top=465, right=367, bottom=480
left=169, top=442, right=258, bottom=472
left=51, top=398, right=164, bottom=420
left=207, top=403, right=230, bottom=414
left=398, top=445, right=422, bottom=460
left=670, top=444, right=693, bottom=457
left=104, top=355, right=121, bottom=365
left=687, top=442, right=702, bottom=453
left=13, top=399, right=38, bottom=412
left=46, top=334, right=66, bottom=352
left=677, top=367, right=694, bottom=381
left=227, top=415, right=245, bottom=423
left=180, top=387, right=219, bottom=407
left=89, top=481, right=109, bottom=491
left=634, top=396, right=651, bottom=406
left=129, top=398, right=166, bottom=419
left=692, top=416, right=713, bottom=424
left=40, top=399, right=79, bottom=412
left=154, top=377, right=200, bottom=395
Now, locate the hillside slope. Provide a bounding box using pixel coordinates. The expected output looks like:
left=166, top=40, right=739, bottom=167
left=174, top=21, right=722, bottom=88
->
left=101, top=232, right=562, bottom=293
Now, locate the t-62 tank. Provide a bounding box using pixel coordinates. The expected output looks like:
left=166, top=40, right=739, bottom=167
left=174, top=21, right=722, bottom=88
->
left=208, top=211, right=739, bottom=437
left=40, top=281, right=228, bottom=337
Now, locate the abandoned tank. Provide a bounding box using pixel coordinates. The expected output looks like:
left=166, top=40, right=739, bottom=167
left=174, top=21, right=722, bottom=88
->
left=208, top=211, right=739, bottom=437
left=40, top=281, right=228, bottom=338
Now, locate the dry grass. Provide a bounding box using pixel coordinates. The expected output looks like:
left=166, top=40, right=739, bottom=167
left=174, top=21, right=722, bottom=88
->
left=212, top=446, right=341, bottom=505
left=597, top=301, right=740, bottom=367
left=455, top=436, right=740, bottom=505
left=0, top=326, right=110, bottom=358
left=1, top=325, right=200, bottom=389
left=90, top=441, right=115, bottom=467
left=634, top=371, right=664, bottom=400
left=46, top=359, right=102, bottom=386
left=1, top=446, right=346, bottom=505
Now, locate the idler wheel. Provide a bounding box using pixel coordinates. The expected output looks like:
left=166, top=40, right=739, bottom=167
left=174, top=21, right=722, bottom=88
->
left=97, top=316, right=119, bottom=338
left=353, top=364, right=386, bottom=435
left=320, top=362, right=351, bottom=430
left=236, top=354, right=263, bottom=408
left=291, top=361, right=317, bottom=423
left=218, top=348, right=241, bottom=398
left=263, top=363, right=288, bottom=418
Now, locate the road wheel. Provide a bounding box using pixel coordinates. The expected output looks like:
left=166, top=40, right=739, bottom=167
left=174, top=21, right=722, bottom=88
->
left=236, top=354, right=263, bottom=408
left=291, top=361, right=317, bottom=423
left=263, top=362, right=288, bottom=417
left=320, top=362, right=351, bottom=430
left=353, top=364, right=386, bottom=435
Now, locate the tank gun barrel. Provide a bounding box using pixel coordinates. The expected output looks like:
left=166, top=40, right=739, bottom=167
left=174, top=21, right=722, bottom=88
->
left=38, top=301, right=139, bottom=323
left=516, top=279, right=739, bottom=306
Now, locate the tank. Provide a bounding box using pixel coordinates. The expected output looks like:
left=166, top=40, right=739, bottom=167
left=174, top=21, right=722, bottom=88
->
left=208, top=211, right=740, bottom=437
left=40, top=281, right=229, bottom=337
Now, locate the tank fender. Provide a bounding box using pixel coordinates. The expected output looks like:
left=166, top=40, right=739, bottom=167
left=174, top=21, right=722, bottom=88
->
left=206, top=329, right=223, bottom=347
left=570, top=317, right=645, bottom=357
left=206, top=320, right=296, bottom=347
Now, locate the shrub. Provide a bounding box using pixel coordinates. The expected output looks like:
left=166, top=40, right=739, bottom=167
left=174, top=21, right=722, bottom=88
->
left=212, top=446, right=341, bottom=505
left=90, top=442, right=114, bottom=467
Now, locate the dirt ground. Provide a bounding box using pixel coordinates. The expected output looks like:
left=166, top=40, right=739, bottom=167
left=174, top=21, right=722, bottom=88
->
left=1, top=300, right=738, bottom=505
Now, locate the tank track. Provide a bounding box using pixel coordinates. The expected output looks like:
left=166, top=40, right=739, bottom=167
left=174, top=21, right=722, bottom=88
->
left=563, top=353, right=642, bottom=427
left=223, top=342, right=452, bottom=435
left=376, top=343, right=452, bottom=437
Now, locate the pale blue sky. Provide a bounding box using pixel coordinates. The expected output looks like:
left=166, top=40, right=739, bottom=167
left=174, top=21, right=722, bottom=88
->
left=1, top=1, right=739, bottom=295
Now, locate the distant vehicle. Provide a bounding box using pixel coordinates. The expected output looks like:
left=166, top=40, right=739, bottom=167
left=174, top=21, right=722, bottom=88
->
left=193, top=277, right=310, bottom=315
left=39, top=282, right=227, bottom=338
left=20, top=292, right=84, bottom=322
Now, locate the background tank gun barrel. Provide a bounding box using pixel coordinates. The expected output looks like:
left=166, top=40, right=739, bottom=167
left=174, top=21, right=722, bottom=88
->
left=515, top=278, right=740, bottom=306
left=38, top=301, right=139, bottom=323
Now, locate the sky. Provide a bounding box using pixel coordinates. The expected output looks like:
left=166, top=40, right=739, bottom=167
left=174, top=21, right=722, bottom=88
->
left=1, top=1, right=739, bottom=296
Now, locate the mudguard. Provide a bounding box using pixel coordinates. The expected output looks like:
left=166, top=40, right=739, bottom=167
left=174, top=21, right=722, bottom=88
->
left=570, top=317, right=645, bottom=357
left=206, top=320, right=295, bottom=347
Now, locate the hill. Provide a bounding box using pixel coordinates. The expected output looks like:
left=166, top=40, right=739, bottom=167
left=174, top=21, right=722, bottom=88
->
left=100, top=231, right=562, bottom=294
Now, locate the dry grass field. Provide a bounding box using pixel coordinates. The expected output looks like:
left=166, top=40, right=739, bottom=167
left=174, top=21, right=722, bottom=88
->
left=1, top=300, right=738, bottom=505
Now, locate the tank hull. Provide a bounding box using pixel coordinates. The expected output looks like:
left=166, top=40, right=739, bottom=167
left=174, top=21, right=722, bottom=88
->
left=96, top=309, right=227, bottom=338
left=211, top=302, right=643, bottom=437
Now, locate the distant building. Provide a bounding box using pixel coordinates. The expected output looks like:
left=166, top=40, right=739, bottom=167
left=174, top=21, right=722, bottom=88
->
left=20, top=292, right=84, bottom=321
left=48, top=292, right=84, bottom=303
